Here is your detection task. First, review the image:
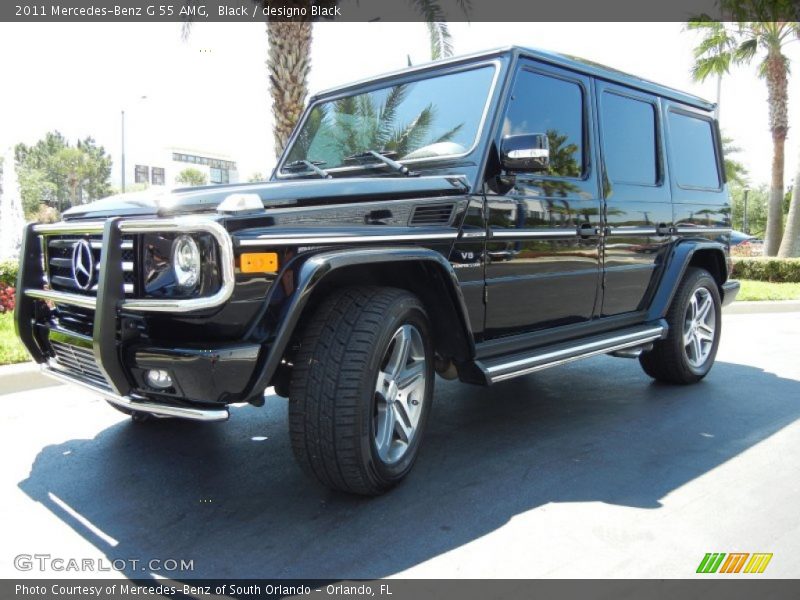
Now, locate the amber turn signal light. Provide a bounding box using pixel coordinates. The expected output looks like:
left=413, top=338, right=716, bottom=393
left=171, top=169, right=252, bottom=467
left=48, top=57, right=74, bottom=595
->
left=240, top=252, right=279, bottom=273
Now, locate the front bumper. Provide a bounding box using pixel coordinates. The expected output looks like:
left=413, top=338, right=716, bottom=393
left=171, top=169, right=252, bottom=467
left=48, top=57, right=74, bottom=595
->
left=15, top=217, right=259, bottom=418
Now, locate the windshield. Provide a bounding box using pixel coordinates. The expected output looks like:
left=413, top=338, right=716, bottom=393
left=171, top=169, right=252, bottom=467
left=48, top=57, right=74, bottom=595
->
left=281, top=65, right=496, bottom=174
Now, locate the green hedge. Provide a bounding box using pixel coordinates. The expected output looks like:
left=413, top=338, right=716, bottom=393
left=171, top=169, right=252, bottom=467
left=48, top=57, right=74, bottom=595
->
left=732, top=257, right=800, bottom=283
left=0, top=260, right=18, bottom=287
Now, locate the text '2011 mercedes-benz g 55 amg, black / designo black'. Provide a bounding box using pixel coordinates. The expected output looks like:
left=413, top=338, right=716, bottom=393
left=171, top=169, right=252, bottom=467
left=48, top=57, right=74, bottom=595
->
left=15, top=46, right=739, bottom=495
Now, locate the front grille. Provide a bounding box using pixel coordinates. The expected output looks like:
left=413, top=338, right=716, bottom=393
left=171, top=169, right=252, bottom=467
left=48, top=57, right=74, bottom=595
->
left=50, top=339, right=111, bottom=390
left=45, top=235, right=137, bottom=296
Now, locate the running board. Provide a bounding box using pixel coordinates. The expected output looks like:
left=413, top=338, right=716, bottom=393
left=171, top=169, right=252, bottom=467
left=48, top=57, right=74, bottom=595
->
left=477, top=322, right=667, bottom=384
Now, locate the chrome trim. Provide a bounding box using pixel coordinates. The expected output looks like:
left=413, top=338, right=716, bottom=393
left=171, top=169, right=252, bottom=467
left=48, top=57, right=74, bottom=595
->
left=674, top=227, right=731, bottom=235
left=29, top=217, right=235, bottom=313
left=507, top=148, right=549, bottom=159
left=276, top=60, right=503, bottom=179
left=486, top=326, right=665, bottom=383
left=607, top=227, right=657, bottom=236
left=40, top=365, right=229, bottom=422
left=239, top=231, right=459, bottom=247
left=26, top=289, right=97, bottom=310
left=491, top=228, right=578, bottom=239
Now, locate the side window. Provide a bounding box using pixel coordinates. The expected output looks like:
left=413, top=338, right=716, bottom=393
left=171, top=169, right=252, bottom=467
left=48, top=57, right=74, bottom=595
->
left=601, top=92, right=657, bottom=186
left=668, top=111, right=720, bottom=189
left=503, top=69, right=584, bottom=177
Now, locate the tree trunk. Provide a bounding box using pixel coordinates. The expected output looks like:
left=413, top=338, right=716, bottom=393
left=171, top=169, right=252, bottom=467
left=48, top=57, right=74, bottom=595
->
left=763, top=50, right=789, bottom=256
left=267, top=20, right=312, bottom=160
left=778, top=151, right=800, bottom=257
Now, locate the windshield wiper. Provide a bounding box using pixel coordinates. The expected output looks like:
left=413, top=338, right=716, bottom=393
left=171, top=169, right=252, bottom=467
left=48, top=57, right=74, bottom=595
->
left=283, top=159, right=331, bottom=179
left=343, top=150, right=418, bottom=177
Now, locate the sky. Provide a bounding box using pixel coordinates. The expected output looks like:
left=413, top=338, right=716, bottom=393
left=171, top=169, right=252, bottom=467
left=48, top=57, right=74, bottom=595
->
left=0, top=21, right=798, bottom=188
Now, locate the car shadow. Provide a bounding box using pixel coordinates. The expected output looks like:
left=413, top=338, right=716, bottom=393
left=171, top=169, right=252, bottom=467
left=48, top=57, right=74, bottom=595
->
left=18, top=357, right=800, bottom=581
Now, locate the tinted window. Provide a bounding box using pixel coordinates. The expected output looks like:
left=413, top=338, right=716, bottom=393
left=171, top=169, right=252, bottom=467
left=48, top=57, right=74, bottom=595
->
left=503, top=69, right=583, bottom=177
left=283, top=66, right=496, bottom=171
left=601, top=92, right=657, bottom=185
left=669, top=111, right=720, bottom=189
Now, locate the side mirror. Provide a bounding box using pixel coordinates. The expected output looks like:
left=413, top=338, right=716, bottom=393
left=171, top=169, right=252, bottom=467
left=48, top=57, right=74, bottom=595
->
left=500, top=133, right=550, bottom=172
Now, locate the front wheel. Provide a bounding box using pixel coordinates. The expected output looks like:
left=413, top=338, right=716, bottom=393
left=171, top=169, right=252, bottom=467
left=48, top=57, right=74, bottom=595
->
left=639, top=267, right=722, bottom=384
left=289, top=286, right=434, bottom=495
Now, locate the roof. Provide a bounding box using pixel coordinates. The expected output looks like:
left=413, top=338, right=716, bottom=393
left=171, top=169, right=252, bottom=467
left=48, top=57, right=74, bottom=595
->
left=313, top=45, right=715, bottom=112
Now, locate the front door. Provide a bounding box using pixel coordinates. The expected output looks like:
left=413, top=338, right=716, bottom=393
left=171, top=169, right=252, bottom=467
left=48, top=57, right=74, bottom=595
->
left=484, top=61, right=602, bottom=338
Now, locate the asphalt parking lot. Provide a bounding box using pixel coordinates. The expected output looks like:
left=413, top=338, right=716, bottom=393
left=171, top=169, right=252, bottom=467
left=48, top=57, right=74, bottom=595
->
left=1, top=311, right=798, bottom=580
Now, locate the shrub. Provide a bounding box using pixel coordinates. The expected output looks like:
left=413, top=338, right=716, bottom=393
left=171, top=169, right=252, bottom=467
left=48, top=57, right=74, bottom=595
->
left=732, top=257, right=800, bottom=283
left=0, top=260, right=19, bottom=287
left=0, top=284, right=14, bottom=313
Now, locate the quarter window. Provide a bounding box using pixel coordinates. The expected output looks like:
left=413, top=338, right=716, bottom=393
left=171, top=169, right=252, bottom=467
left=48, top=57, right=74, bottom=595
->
left=668, top=111, right=720, bottom=189
left=503, top=69, right=584, bottom=177
left=601, top=92, right=657, bottom=185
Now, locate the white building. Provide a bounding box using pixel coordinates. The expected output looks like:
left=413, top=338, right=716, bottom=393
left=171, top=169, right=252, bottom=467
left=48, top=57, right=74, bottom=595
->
left=123, top=147, right=240, bottom=191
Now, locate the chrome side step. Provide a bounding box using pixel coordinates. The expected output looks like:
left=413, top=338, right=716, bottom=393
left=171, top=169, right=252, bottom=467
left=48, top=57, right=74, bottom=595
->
left=477, top=322, right=667, bottom=384
left=40, top=366, right=229, bottom=422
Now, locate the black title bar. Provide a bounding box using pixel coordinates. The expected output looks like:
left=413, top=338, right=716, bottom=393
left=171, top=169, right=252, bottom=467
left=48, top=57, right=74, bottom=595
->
left=4, top=0, right=800, bottom=23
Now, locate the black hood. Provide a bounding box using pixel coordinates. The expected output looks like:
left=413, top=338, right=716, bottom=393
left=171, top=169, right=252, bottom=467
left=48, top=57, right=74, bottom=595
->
left=63, top=176, right=469, bottom=221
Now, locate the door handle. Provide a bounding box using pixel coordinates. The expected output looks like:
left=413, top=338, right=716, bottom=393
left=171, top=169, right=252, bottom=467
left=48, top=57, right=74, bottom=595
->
left=656, top=223, right=673, bottom=236
left=578, top=223, right=600, bottom=238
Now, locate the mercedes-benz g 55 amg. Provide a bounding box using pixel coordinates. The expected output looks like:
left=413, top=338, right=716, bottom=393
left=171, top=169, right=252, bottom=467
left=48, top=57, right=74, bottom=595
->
left=16, top=46, right=739, bottom=495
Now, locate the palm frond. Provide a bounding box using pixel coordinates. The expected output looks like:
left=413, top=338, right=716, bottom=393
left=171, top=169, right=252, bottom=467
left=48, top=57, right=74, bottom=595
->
left=734, top=38, right=759, bottom=65
left=433, top=123, right=464, bottom=144
left=386, top=105, right=436, bottom=157
left=427, top=21, right=453, bottom=60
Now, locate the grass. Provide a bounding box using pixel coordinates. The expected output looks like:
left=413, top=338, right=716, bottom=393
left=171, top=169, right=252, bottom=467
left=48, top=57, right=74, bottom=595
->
left=0, top=312, right=30, bottom=366
left=737, top=280, right=800, bottom=302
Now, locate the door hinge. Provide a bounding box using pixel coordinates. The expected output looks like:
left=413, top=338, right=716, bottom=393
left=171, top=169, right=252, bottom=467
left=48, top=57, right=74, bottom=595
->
left=484, top=286, right=489, bottom=304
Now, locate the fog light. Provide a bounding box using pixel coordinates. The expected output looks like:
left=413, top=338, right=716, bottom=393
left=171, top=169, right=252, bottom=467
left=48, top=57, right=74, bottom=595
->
left=146, top=369, right=173, bottom=389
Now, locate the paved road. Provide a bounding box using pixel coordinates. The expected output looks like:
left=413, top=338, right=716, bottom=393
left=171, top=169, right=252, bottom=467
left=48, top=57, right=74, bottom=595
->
left=2, top=312, right=799, bottom=580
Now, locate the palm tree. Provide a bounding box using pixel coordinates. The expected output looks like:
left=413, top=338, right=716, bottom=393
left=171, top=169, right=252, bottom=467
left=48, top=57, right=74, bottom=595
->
left=686, top=20, right=737, bottom=118
left=183, top=1, right=467, bottom=160
left=689, top=18, right=799, bottom=256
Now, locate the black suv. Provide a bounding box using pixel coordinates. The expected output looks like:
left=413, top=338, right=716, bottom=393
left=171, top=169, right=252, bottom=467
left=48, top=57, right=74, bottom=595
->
left=15, top=46, right=739, bottom=495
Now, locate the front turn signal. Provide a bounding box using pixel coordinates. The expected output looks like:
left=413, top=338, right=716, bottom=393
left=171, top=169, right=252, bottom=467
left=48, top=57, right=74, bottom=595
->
left=240, top=252, right=279, bottom=273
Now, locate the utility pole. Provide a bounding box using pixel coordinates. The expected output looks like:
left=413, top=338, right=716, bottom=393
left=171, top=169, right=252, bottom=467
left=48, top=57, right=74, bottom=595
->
left=743, top=188, right=750, bottom=234
left=121, top=109, right=126, bottom=193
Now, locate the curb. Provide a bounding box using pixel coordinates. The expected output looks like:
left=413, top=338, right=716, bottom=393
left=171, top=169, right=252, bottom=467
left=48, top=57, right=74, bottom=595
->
left=724, top=300, right=800, bottom=315
left=0, top=361, right=59, bottom=396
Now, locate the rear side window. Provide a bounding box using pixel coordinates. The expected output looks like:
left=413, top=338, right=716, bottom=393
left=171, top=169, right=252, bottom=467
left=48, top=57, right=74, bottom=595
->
left=503, top=69, right=584, bottom=177
left=600, top=92, right=657, bottom=186
left=668, top=111, right=720, bottom=189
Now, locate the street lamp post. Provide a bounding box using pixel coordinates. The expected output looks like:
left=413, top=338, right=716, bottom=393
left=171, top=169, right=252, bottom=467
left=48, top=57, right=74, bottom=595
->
left=120, top=96, right=147, bottom=194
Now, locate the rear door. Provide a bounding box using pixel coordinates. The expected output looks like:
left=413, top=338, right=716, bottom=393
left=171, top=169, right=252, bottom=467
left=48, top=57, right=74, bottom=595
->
left=595, top=82, right=673, bottom=316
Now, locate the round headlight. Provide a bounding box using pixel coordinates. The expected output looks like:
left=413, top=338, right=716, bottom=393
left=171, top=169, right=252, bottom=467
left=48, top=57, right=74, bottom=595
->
left=172, top=235, right=200, bottom=289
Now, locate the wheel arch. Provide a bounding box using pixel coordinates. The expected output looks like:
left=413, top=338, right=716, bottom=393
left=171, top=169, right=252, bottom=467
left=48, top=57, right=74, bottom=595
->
left=250, top=246, right=475, bottom=394
left=646, top=239, right=730, bottom=321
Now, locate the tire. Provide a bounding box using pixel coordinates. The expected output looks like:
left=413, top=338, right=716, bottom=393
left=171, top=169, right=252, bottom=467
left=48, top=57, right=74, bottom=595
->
left=289, top=286, right=434, bottom=495
left=639, top=267, right=722, bottom=384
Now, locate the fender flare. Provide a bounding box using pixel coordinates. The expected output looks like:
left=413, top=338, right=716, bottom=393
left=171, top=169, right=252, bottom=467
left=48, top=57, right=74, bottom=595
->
left=245, top=246, right=474, bottom=395
left=645, top=239, right=728, bottom=321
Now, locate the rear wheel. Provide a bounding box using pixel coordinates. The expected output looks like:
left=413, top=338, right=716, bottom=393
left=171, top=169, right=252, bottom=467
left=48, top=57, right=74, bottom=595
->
left=639, top=267, right=721, bottom=384
left=289, top=286, right=434, bottom=495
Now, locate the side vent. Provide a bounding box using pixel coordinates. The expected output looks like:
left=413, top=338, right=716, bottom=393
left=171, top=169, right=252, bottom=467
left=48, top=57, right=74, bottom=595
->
left=409, top=203, right=455, bottom=227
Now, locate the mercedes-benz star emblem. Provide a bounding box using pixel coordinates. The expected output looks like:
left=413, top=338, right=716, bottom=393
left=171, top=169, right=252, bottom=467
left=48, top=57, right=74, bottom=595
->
left=71, top=239, right=95, bottom=291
